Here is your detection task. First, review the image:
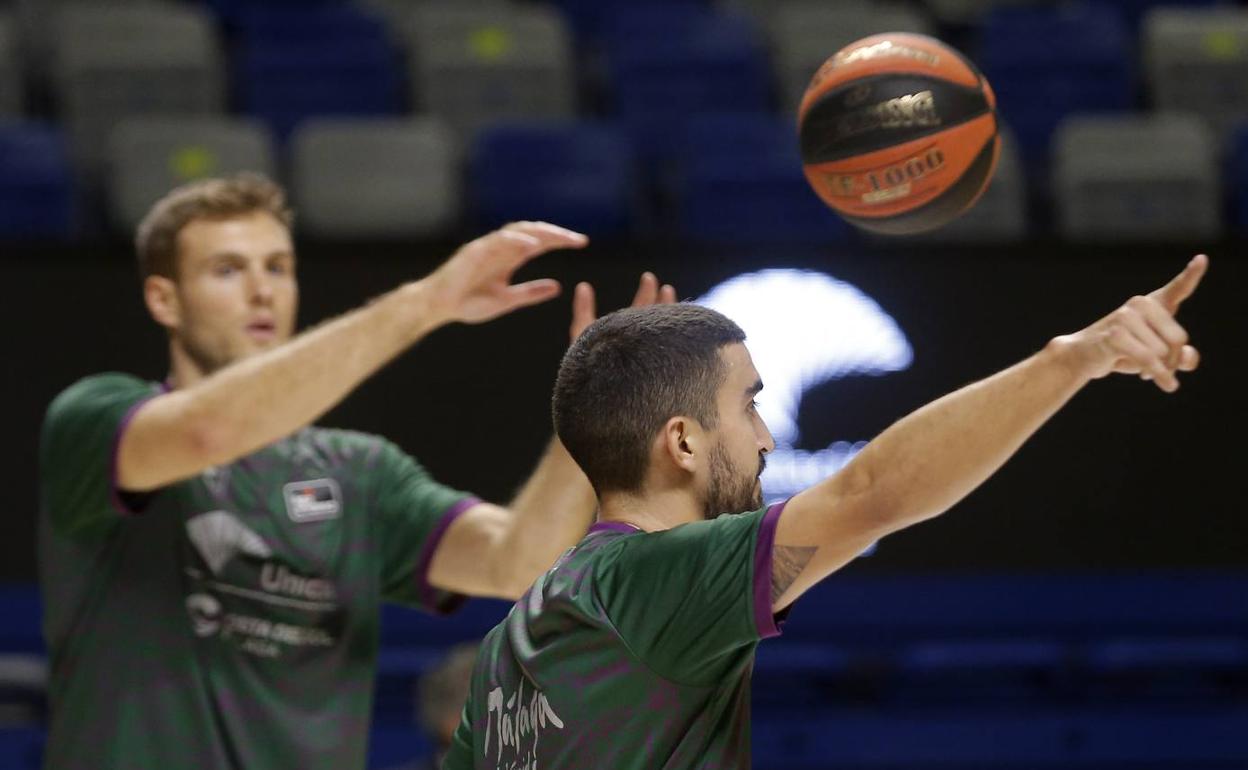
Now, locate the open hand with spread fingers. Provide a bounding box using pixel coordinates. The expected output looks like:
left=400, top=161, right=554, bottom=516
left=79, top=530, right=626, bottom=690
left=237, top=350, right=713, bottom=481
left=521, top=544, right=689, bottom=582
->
left=569, top=271, right=678, bottom=342
left=1052, top=254, right=1207, bottom=393
left=425, top=221, right=589, bottom=326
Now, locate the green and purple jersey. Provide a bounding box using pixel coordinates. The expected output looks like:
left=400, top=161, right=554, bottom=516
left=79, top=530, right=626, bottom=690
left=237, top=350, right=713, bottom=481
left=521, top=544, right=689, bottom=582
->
left=39, top=373, right=477, bottom=770
left=444, top=504, right=786, bottom=769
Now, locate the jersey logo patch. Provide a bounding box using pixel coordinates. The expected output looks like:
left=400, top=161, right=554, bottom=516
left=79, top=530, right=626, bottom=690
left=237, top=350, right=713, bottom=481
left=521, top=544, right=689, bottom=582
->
left=283, top=479, right=342, bottom=523
left=186, top=511, right=273, bottom=574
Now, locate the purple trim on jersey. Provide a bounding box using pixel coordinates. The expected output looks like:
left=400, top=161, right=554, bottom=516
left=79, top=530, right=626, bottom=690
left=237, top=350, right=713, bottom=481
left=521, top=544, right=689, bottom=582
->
left=588, top=520, right=642, bottom=534
left=415, top=496, right=482, bottom=613
left=753, top=501, right=788, bottom=639
left=107, top=393, right=162, bottom=516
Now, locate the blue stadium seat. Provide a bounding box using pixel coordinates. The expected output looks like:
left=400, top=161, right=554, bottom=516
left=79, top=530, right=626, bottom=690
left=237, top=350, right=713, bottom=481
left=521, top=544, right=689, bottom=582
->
left=367, top=724, right=432, bottom=770
left=752, top=641, right=852, bottom=708
left=753, top=709, right=1070, bottom=767
left=670, top=114, right=852, bottom=244
left=470, top=121, right=641, bottom=236
left=977, top=3, right=1133, bottom=173
left=1231, top=124, right=1248, bottom=233
left=752, top=707, right=1248, bottom=768
left=0, top=124, right=74, bottom=238
left=1089, top=637, right=1248, bottom=672
left=552, top=0, right=708, bottom=44
left=204, top=0, right=342, bottom=27
left=1084, top=636, right=1248, bottom=701
left=0, top=584, right=43, bottom=655
left=232, top=6, right=403, bottom=139
left=1076, top=709, right=1248, bottom=764
left=892, top=638, right=1068, bottom=703
left=373, top=646, right=449, bottom=725
left=602, top=6, right=772, bottom=165
left=0, top=726, right=43, bottom=770
left=380, top=598, right=512, bottom=648
left=779, top=573, right=1248, bottom=645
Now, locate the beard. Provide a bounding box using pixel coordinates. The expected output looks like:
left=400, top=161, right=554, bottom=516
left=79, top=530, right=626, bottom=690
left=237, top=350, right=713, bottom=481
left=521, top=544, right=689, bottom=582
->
left=702, top=442, right=765, bottom=520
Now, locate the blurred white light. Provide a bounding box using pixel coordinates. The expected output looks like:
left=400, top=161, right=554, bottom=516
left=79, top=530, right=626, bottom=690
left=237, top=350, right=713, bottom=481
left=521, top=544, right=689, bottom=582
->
left=697, top=268, right=913, bottom=516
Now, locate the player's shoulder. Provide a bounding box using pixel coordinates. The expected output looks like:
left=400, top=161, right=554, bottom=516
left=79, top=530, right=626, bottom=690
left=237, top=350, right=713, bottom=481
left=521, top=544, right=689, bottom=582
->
left=599, top=509, right=769, bottom=564
left=641, top=509, right=767, bottom=545
left=45, top=372, right=156, bottom=422
left=52, top=371, right=151, bottom=401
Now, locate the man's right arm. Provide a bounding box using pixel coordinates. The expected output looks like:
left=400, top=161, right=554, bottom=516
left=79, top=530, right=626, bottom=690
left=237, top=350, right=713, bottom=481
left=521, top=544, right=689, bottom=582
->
left=117, top=222, right=587, bottom=492
left=768, top=255, right=1209, bottom=611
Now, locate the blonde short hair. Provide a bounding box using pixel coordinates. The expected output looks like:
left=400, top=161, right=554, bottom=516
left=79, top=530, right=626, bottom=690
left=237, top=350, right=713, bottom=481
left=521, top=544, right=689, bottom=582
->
left=135, top=172, right=294, bottom=280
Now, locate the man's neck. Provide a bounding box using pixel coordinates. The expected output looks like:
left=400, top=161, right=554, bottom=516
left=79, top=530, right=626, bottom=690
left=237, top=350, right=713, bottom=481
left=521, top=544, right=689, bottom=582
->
left=167, top=340, right=209, bottom=390
left=597, top=487, right=703, bottom=533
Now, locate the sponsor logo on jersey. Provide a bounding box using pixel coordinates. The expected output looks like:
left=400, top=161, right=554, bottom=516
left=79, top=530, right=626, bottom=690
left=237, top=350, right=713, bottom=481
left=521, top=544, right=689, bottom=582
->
left=259, top=563, right=337, bottom=602
left=186, top=511, right=273, bottom=574
left=185, top=510, right=342, bottom=657
left=186, top=592, right=222, bottom=637
left=484, top=679, right=564, bottom=769
left=184, top=591, right=337, bottom=657
left=283, top=478, right=342, bottom=523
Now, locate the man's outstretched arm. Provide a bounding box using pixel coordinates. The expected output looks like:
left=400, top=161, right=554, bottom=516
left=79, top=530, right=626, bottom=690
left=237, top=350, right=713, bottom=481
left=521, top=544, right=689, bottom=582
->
left=429, top=274, right=678, bottom=599
left=770, top=255, right=1209, bottom=610
left=117, top=222, right=587, bottom=492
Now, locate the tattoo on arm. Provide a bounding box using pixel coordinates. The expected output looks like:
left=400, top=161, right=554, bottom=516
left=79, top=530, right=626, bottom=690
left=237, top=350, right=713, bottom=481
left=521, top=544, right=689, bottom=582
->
left=770, top=545, right=818, bottom=604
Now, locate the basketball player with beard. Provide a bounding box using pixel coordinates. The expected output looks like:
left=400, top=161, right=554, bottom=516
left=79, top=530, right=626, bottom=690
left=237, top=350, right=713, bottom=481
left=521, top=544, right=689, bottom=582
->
left=446, top=256, right=1207, bottom=769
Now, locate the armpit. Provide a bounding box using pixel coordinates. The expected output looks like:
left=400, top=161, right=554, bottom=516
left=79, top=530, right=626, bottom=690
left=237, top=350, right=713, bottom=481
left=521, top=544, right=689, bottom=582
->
left=771, top=544, right=817, bottom=604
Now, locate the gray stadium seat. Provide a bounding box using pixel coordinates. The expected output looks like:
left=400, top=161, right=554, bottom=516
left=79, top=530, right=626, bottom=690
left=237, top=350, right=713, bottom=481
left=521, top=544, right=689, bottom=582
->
left=1054, top=114, right=1221, bottom=242
left=0, top=11, right=21, bottom=117
left=771, top=2, right=934, bottom=114
left=399, top=4, right=575, bottom=136
left=50, top=2, right=225, bottom=173
left=916, top=126, right=1026, bottom=243
left=1145, top=7, right=1248, bottom=143
left=107, top=116, right=276, bottom=232
left=290, top=118, right=461, bottom=238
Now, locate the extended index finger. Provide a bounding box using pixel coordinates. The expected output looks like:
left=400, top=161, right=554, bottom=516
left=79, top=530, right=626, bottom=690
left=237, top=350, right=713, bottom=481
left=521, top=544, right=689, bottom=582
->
left=1149, top=254, right=1208, bottom=314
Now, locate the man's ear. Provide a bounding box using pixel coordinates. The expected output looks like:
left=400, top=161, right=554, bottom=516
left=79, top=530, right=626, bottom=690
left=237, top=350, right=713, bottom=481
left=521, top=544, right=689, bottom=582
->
left=660, top=415, right=704, bottom=476
left=144, top=275, right=181, bottom=331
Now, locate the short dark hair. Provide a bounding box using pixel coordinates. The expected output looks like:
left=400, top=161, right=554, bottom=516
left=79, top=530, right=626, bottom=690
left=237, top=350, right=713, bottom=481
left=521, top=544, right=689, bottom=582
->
left=553, top=303, right=746, bottom=494
left=135, top=172, right=294, bottom=281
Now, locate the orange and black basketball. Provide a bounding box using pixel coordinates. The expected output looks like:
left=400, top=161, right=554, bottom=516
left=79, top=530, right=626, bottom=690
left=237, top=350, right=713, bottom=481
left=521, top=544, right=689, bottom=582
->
left=798, top=33, right=999, bottom=235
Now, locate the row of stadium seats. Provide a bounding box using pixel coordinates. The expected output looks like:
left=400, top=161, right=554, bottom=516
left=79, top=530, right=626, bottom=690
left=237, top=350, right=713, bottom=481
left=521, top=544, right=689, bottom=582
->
left=3, top=574, right=1246, bottom=769
left=2, top=708, right=1244, bottom=770
left=0, top=110, right=1239, bottom=242
left=2, top=1, right=1248, bottom=158
left=2, top=0, right=1247, bottom=243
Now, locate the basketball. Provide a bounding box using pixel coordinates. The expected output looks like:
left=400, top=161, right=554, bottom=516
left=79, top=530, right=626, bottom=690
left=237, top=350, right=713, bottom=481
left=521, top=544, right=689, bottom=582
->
left=798, top=33, right=1000, bottom=235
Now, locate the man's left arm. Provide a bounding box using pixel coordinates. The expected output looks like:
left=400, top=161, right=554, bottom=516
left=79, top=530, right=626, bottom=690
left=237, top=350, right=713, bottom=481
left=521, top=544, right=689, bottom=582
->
left=428, top=439, right=595, bottom=599
left=428, top=274, right=677, bottom=599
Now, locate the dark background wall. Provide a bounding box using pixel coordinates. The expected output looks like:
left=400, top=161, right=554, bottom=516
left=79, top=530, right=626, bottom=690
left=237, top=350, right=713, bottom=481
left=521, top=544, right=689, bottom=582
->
left=7, top=238, right=1244, bottom=581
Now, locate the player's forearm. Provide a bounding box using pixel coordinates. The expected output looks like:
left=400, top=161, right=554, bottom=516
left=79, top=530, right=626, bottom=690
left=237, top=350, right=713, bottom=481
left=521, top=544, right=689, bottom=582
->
left=496, top=438, right=597, bottom=597
left=825, top=339, right=1090, bottom=534
left=122, top=280, right=450, bottom=490
left=196, top=280, right=447, bottom=444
